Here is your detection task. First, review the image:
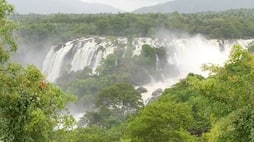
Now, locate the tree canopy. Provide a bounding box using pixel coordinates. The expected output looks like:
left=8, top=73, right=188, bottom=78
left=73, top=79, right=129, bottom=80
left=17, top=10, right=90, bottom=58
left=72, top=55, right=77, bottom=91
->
left=0, top=0, right=17, bottom=63
left=8, top=8, right=254, bottom=57
left=0, top=1, right=75, bottom=141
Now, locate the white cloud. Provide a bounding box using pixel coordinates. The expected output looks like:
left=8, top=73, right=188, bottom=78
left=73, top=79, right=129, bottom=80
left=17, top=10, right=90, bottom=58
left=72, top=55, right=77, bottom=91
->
left=81, top=0, right=172, bottom=11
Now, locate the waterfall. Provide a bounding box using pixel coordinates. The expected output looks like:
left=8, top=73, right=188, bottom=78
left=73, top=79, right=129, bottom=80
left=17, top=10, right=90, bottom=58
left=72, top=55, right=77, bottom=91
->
left=170, top=37, right=229, bottom=77
left=141, top=37, right=253, bottom=102
left=42, top=41, right=73, bottom=82
left=155, top=54, right=160, bottom=72
left=42, top=37, right=126, bottom=82
left=71, top=40, right=101, bottom=72
left=42, top=36, right=253, bottom=85
left=171, top=38, right=252, bottom=77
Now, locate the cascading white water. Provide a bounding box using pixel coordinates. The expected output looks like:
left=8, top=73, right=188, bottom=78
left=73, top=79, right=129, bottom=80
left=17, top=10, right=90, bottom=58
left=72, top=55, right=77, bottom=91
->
left=171, top=37, right=252, bottom=77
left=42, top=37, right=165, bottom=82
left=70, top=39, right=100, bottom=72
left=42, top=36, right=253, bottom=100
left=42, top=41, right=74, bottom=82
left=42, top=37, right=125, bottom=82
left=141, top=36, right=253, bottom=102
left=171, top=37, right=228, bottom=76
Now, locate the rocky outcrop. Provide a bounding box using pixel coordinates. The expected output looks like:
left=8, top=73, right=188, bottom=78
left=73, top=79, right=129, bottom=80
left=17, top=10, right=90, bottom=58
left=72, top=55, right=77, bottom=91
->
left=152, top=88, right=163, bottom=97
left=136, top=87, right=148, bottom=93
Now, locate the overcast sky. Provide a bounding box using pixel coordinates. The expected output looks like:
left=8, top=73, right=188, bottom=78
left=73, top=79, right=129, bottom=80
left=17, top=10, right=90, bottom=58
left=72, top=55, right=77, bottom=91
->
left=81, top=0, right=173, bottom=11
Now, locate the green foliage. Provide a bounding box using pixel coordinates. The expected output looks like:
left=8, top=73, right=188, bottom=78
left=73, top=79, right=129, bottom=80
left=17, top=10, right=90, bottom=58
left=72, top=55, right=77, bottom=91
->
left=160, top=74, right=211, bottom=137
left=193, top=45, right=254, bottom=141
left=0, top=64, right=75, bottom=141
left=96, top=54, right=118, bottom=75
left=122, top=44, right=254, bottom=141
left=133, top=44, right=167, bottom=79
left=140, top=44, right=156, bottom=65
left=54, top=126, right=111, bottom=142
left=0, top=0, right=17, bottom=64
left=97, top=83, right=143, bottom=112
left=126, top=101, right=196, bottom=142
left=0, top=1, right=76, bottom=141
left=4, top=9, right=254, bottom=57
left=81, top=107, right=122, bottom=129
left=54, top=123, right=128, bottom=142
left=13, top=9, right=254, bottom=48
left=57, top=73, right=129, bottom=108
left=81, top=83, right=143, bottom=128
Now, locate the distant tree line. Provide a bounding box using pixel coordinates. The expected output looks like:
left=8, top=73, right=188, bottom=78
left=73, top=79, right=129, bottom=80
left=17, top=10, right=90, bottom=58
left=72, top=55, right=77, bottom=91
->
left=12, top=8, right=254, bottom=46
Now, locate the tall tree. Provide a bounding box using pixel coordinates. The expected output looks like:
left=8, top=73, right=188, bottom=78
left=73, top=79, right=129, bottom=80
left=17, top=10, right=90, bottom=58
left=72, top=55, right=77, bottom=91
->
left=0, top=64, right=75, bottom=141
left=0, top=1, right=75, bottom=141
left=126, top=101, right=196, bottom=142
left=80, top=83, right=143, bottom=128
left=0, top=0, right=17, bottom=64
left=195, top=45, right=254, bottom=141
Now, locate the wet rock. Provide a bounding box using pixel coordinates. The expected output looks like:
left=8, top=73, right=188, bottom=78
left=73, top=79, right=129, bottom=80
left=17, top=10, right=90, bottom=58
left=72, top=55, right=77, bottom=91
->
left=152, top=88, right=163, bottom=97
left=136, top=87, right=148, bottom=93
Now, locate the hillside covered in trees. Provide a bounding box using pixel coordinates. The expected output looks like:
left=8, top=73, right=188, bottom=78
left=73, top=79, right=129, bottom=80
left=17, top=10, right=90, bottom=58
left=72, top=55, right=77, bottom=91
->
left=15, top=8, right=254, bottom=42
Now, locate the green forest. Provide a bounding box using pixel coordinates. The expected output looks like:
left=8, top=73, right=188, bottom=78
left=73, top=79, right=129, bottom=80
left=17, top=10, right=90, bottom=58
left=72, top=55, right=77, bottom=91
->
left=13, top=8, right=254, bottom=50
left=1, top=0, right=254, bottom=141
